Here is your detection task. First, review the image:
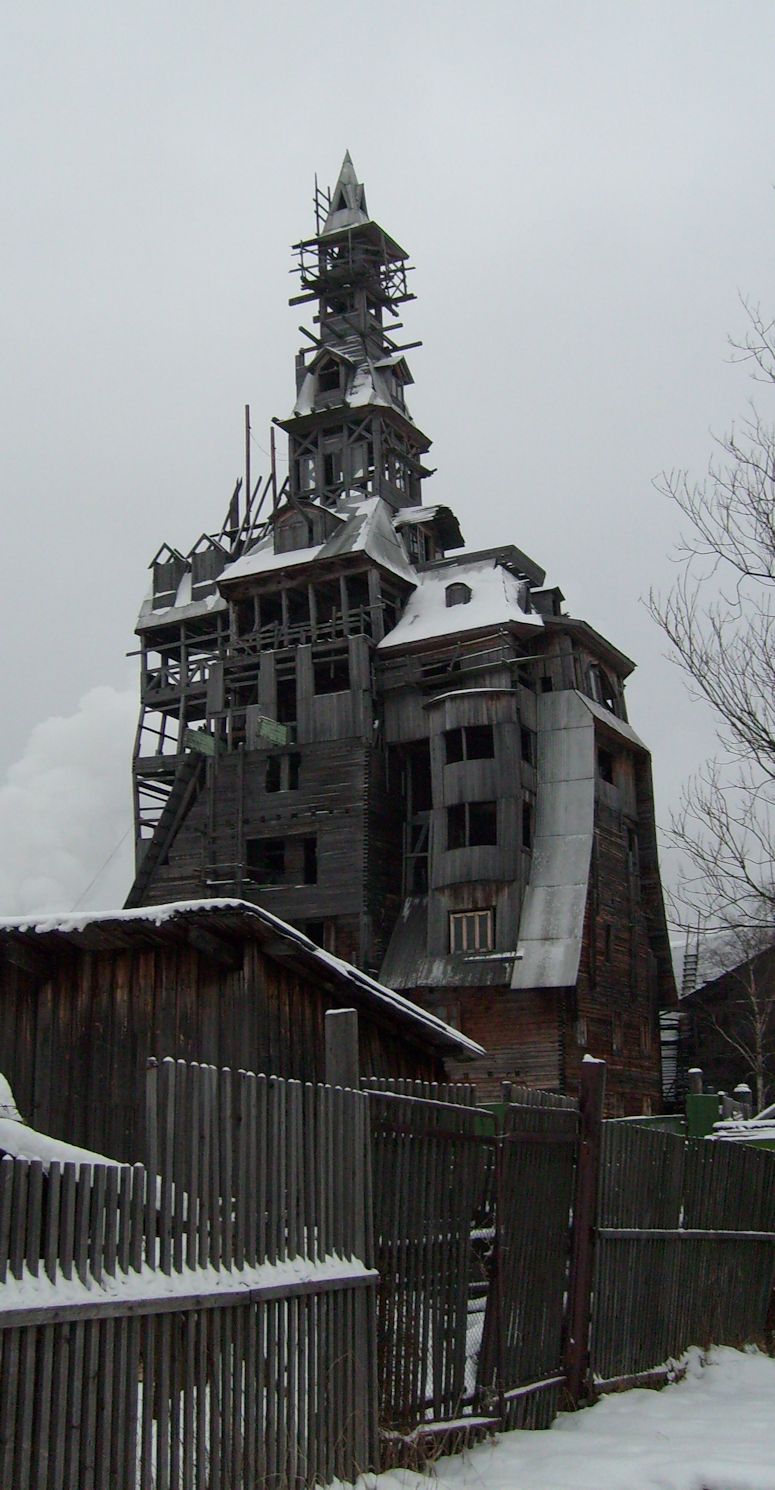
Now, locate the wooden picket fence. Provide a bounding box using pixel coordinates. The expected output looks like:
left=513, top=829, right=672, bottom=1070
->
left=0, top=1060, right=377, bottom=1490
left=1, top=1055, right=775, bottom=1485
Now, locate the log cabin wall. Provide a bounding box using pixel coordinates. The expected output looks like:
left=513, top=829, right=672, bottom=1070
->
left=0, top=926, right=451, bottom=1165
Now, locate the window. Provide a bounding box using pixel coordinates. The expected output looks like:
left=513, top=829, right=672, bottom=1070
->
left=589, top=664, right=619, bottom=714
left=449, top=909, right=494, bottom=954
left=444, top=724, right=494, bottom=764
left=323, top=447, right=342, bottom=488
left=246, top=838, right=285, bottom=885
left=314, top=653, right=350, bottom=694
left=428, top=1000, right=460, bottom=1029
left=447, top=801, right=497, bottom=849
left=445, top=582, right=472, bottom=608
left=520, top=727, right=536, bottom=767
left=303, top=837, right=317, bottom=885
left=297, top=454, right=316, bottom=492
left=522, top=801, right=534, bottom=850
left=248, top=834, right=316, bottom=886
left=540, top=675, right=553, bottom=693
left=597, top=747, right=614, bottom=784
left=303, top=920, right=337, bottom=952
left=265, top=753, right=301, bottom=793
left=276, top=674, right=297, bottom=724
left=317, top=358, right=341, bottom=393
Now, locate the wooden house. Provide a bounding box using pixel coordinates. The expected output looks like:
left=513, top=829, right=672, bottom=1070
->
left=683, top=944, right=775, bottom=1111
left=0, top=899, right=480, bottom=1163
left=125, top=154, right=676, bottom=1114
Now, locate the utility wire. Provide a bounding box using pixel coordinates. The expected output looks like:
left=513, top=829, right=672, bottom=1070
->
left=70, top=824, right=132, bottom=913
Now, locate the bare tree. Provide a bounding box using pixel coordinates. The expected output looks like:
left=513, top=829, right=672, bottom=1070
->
left=650, top=299, right=775, bottom=943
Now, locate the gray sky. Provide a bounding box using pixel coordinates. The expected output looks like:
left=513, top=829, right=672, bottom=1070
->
left=3, top=0, right=775, bottom=913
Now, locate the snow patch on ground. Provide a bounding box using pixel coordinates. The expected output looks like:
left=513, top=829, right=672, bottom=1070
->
left=347, top=1348, right=775, bottom=1490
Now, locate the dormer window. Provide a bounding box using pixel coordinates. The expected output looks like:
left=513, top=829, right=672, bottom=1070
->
left=445, top=582, right=472, bottom=608
left=317, top=358, right=341, bottom=394
left=589, top=664, right=619, bottom=714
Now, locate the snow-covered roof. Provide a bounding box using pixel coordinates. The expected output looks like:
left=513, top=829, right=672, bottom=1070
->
left=136, top=567, right=228, bottom=631
left=220, top=496, right=417, bottom=587
left=291, top=331, right=416, bottom=422
left=378, top=556, right=543, bottom=651
left=0, top=899, right=483, bottom=1061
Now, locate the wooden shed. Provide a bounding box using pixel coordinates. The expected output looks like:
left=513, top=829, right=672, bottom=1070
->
left=0, top=898, right=481, bottom=1163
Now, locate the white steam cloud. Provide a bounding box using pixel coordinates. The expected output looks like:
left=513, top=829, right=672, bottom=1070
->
left=0, top=686, right=137, bottom=916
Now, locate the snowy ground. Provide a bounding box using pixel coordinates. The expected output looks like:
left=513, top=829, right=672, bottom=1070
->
left=361, top=1349, right=775, bottom=1490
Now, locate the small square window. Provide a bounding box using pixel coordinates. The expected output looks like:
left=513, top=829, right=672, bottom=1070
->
left=314, top=654, right=350, bottom=694
left=449, top=909, right=494, bottom=954
left=246, top=838, right=284, bottom=885
left=465, top=725, right=494, bottom=760
left=468, top=801, right=497, bottom=845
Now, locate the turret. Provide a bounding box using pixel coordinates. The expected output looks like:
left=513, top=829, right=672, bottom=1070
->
left=278, top=152, right=433, bottom=510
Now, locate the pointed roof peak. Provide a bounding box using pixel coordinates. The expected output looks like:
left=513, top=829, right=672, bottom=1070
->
left=322, top=151, right=369, bottom=235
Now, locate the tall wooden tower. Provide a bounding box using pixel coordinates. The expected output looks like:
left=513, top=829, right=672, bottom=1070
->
left=127, top=154, right=677, bottom=1114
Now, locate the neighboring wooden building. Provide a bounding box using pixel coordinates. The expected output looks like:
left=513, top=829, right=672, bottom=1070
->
left=684, top=945, right=775, bottom=1111
left=0, top=900, right=480, bottom=1163
left=125, top=154, right=676, bottom=1114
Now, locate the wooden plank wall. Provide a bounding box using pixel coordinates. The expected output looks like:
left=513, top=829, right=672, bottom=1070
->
left=0, top=940, right=446, bottom=1164
left=446, top=988, right=563, bottom=1103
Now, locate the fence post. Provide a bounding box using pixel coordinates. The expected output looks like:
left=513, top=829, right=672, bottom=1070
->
left=564, top=1056, right=606, bottom=1406
left=325, top=1008, right=359, bottom=1089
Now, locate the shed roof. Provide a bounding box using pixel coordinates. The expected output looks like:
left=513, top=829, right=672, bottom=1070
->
left=0, top=899, right=483, bottom=1061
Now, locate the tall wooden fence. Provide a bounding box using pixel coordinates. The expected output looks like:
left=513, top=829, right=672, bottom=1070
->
left=0, top=1059, right=377, bottom=1490
left=363, top=1078, right=489, bottom=1439
left=478, top=1091, right=578, bottom=1429
left=2, top=1058, right=775, bottom=1484
left=590, top=1119, right=775, bottom=1392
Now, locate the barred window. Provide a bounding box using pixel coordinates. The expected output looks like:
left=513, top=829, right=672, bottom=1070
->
left=449, top=909, right=494, bottom=954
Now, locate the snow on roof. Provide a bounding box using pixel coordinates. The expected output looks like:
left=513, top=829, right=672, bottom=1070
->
left=220, top=533, right=323, bottom=582
left=0, top=899, right=482, bottom=1060
left=219, top=497, right=417, bottom=588
left=136, top=567, right=228, bottom=630
left=378, top=556, right=543, bottom=651
left=292, top=353, right=413, bottom=421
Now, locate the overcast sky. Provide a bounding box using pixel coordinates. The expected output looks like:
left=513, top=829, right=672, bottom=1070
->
left=3, top=1, right=775, bottom=915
